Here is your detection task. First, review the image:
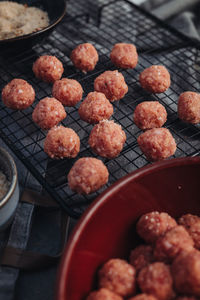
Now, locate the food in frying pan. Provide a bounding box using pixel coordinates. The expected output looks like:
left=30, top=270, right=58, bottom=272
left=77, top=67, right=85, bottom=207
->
left=52, top=78, right=83, bottom=107
left=89, top=120, right=126, bottom=158
left=0, top=1, right=49, bottom=40
left=70, top=43, right=99, bottom=73
left=98, top=258, right=136, bottom=297
left=154, top=225, right=194, bottom=263
left=178, top=214, right=200, bottom=249
left=178, top=91, right=200, bottom=124
left=137, top=262, right=174, bottom=300
left=78, top=91, right=113, bottom=124
left=86, top=288, right=123, bottom=300
left=44, top=125, right=80, bottom=159
left=110, top=43, right=138, bottom=69
left=129, top=245, right=154, bottom=272
left=172, top=249, right=200, bottom=296
left=94, top=70, right=128, bottom=101
left=133, top=101, right=167, bottom=130
left=136, top=211, right=177, bottom=244
left=137, top=128, right=176, bottom=161
left=32, top=55, right=64, bottom=83
left=67, top=157, right=109, bottom=195
left=1, top=78, right=35, bottom=110
left=139, top=65, right=170, bottom=94
left=32, top=97, right=66, bottom=130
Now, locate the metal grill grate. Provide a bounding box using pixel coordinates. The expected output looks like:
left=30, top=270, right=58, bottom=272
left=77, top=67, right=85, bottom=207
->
left=0, top=0, right=200, bottom=218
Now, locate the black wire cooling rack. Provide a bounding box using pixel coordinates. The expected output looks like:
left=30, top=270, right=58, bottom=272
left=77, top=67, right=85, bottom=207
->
left=0, top=0, right=200, bottom=218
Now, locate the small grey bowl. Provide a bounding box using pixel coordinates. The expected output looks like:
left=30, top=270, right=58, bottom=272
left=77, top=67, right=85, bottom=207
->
left=0, top=147, right=19, bottom=230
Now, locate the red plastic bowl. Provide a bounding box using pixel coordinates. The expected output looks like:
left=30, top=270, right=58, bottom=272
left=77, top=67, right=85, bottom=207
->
left=56, top=156, right=200, bottom=300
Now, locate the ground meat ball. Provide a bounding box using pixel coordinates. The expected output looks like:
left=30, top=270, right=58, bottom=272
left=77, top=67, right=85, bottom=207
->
left=136, top=211, right=177, bottom=244
left=94, top=70, right=128, bottom=101
left=178, top=214, right=200, bottom=249
left=176, top=297, right=198, bottom=300
left=129, top=245, right=154, bottom=272
left=178, top=92, right=200, bottom=124
left=70, top=43, right=99, bottom=73
left=129, top=294, right=158, bottom=300
left=154, top=225, right=194, bottom=263
left=137, top=128, right=176, bottom=161
left=137, top=262, right=174, bottom=300
left=67, top=157, right=109, bottom=194
left=98, top=258, right=136, bottom=297
left=171, top=250, right=200, bottom=296
left=52, top=78, right=83, bottom=107
left=89, top=120, right=126, bottom=158
left=86, top=288, right=123, bottom=300
left=78, top=92, right=113, bottom=124
left=133, top=101, right=167, bottom=130
left=32, top=97, right=66, bottom=130
left=2, top=78, right=35, bottom=110
left=44, top=125, right=80, bottom=159
left=110, top=43, right=138, bottom=69
left=32, top=55, right=64, bottom=83
left=139, top=65, right=171, bottom=94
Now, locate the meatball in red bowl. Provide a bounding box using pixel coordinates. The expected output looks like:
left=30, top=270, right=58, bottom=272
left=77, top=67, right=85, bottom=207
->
left=56, top=156, right=200, bottom=300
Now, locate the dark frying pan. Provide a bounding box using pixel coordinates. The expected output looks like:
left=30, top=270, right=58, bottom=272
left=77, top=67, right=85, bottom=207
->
left=0, top=0, right=66, bottom=52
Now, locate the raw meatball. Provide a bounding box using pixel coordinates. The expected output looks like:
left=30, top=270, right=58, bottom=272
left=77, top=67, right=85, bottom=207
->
left=133, top=101, right=167, bottom=130
left=67, top=157, right=109, bottom=194
left=32, top=55, right=64, bottom=83
left=176, top=297, right=198, bottom=300
left=44, top=125, right=80, bottom=159
left=86, top=288, right=123, bottom=300
left=78, top=92, right=113, bottom=124
left=110, top=43, right=138, bottom=69
left=94, top=70, right=128, bottom=101
left=171, top=250, right=200, bottom=296
left=89, top=120, right=126, bottom=158
left=137, top=128, right=176, bottom=161
left=52, top=78, right=83, bottom=107
left=178, top=91, right=200, bottom=124
left=139, top=65, right=170, bottom=94
left=130, top=245, right=154, bottom=272
left=32, top=97, right=66, bottom=130
left=137, top=262, right=174, bottom=300
left=154, top=225, right=194, bottom=263
left=98, top=258, right=136, bottom=297
left=70, top=43, right=99, bottom=73
left=129, top=294, right=158, bottom=300
left=179, top=214, right=200, bottom=249
left=136, top=211, right=177, bottom=244
left=2, top=78, right=35, bottom=110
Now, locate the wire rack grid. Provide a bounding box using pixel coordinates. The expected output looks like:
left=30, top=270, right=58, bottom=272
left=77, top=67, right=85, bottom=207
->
left=0, top=0, right=200, bottom=218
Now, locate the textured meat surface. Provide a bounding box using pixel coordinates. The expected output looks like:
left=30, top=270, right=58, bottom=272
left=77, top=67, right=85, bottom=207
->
left=79, top=92, right=113, bottom=124
left=89, top=120, right=126, bottom=158
left=67, top=157, right=109, bottom=194
left=139, top=65, right=170, bottom=93
left=32, top=97, right=66, bottom=129
left=52, top=78, right=83, bottom=107
left=137, top=128, right=176, bottom=161
left=110, top=43, right=138, bottom=69
left=32, top=55, right=64, bottom=83
left=98, top=258, right=136, bottom=297
left=44, top=125, right=80, bottom=159
left=94, top=70, right=128, bottom=101
left=2, top=78, right=35, bottom=110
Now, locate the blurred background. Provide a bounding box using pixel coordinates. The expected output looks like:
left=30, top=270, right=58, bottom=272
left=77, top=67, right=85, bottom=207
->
left=133, top=0, right=200, bottom=40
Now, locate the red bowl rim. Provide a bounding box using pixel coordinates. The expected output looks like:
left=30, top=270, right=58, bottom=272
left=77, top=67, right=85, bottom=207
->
left=55, top=156, right=200, bottom=300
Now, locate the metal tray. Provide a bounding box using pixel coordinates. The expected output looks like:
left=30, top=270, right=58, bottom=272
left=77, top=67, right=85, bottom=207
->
left=0, top=0, right=200, bottom=218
